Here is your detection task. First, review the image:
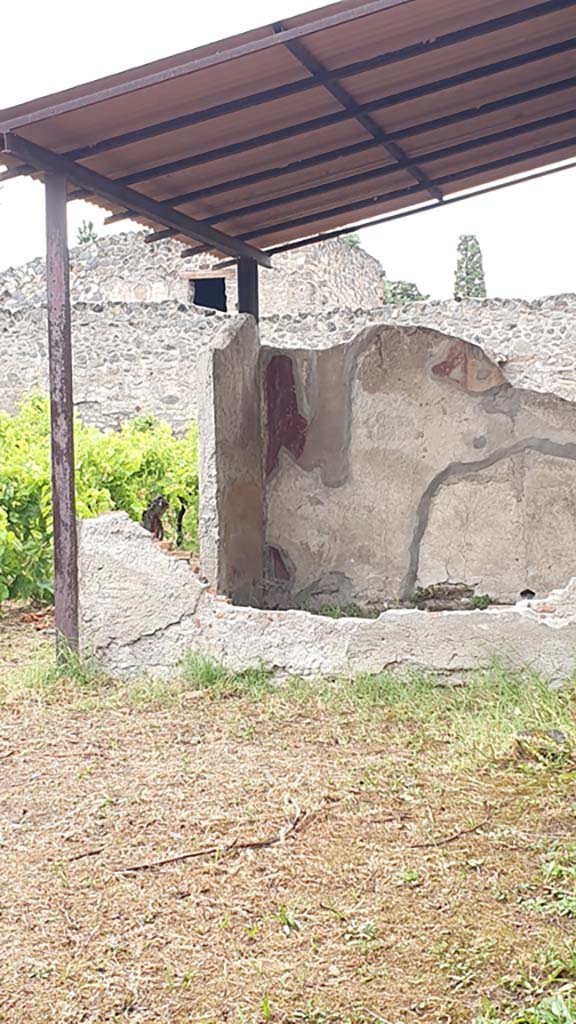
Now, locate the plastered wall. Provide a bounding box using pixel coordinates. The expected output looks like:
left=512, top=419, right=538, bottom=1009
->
left=262, top=325, right=576, bottom=607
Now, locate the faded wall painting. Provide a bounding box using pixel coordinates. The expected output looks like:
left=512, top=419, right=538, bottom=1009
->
left=262, top=326, right=576, bottom=609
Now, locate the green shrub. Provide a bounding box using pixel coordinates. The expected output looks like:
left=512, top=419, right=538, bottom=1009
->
left=0, top=393, right=198, bottom=603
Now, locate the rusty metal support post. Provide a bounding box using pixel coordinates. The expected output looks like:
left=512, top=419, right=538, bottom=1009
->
left=237, top=258, right=259, bottom=320
left=45, top=173, right=79, bottom=655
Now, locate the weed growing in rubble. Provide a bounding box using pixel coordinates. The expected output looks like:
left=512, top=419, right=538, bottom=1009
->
left=316, top=603, right=381, bottom=619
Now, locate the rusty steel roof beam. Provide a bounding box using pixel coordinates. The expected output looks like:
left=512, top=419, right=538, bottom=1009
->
left=240, top=136, right=576, bottom=243
left=272, top=20, right=443, bottom=202
left=128, top=74, right=574, bottom=241
left=181, top=135, right=576, bottom=255
left=0, top=133, right=272, bottom=266
left=193, top=107, right=576, bottom=228
left=63, top=35, right=576, bottom=206
left=2, top=0, right=571, bottom=184
left=210, top=159, right=576, bottom=264
left=134, top=74, right=574, bottom=218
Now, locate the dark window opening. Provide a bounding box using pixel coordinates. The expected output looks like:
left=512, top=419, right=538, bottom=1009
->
left=192, top=277, right=227, bottom=312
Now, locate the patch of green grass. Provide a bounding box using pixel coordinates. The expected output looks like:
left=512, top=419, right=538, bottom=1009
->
left=179, top=652, right=274, bottom=698
left=487, top=940, right=576, bottom=1023
left=276, top=904, right=302, bottom=936
left=394, top=867, right=421, bottom=887
left=501, top=939, right=576, bottom=997
left=288, top=1010, right=378, bottom=1024
left=3, top=644, right=575, bottom=770
left=521, top=844, right=576, bottom=919
left=474, top=992, right=576, bottom=1023
left=340, top=663, right=576, bottom=763
left=435, top=940, right=496, bottom=993
left=0, top=644, right=107, bottom=705
left=522, top=892, right=576, bottom=918
left=343, top=919, right=380, bottom=947
left=543, top=844, right=576, bottom=885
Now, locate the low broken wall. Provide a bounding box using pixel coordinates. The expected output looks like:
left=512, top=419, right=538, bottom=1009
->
left=79, top=512, right=576, bottom=681
left=263, top=325, right=576, bottom=608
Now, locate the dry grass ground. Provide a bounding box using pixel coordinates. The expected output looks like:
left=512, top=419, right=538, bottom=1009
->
left=0, top=605, right=575, bottom=1024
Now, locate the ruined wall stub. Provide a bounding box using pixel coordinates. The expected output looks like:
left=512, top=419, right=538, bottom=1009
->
left=263, top=326, right=576, bottom=608
left=79, top=512, right=576, bottom=681
left=198, top=317, right=264, bottom=606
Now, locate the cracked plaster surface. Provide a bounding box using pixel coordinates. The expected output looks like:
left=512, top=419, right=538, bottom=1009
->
left=264, top=325, right=576, bottom=607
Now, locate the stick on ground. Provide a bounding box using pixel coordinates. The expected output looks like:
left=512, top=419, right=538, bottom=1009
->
left=110, top=804, right=306, bottom=873
left=408, top=818, right=490, bottom=849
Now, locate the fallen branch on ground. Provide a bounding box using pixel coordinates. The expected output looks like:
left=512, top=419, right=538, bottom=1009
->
left=68, top=847, right=105, bottom=862
left=110, top=801, right=307, bottom=873
left=408, top=818, right=490, bottom=849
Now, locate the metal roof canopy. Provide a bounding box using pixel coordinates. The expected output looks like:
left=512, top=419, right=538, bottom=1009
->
left=1, top=0, right=576, bottom=259
left=2, top=0, right=576, bottom=653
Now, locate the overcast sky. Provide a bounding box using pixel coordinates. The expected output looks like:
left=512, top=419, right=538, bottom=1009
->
left=1, top=0, right=575, bottom=299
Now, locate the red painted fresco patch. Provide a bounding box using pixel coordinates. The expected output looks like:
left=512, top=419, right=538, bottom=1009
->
left=265, top=354, right=308, bottom=477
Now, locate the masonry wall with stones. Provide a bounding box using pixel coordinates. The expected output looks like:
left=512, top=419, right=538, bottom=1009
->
left=0, top=231, right=382, bottom=430
left=2, top=231, right=575, bottom=433
left=1, top=292, right=575, bottom=433
left=0, top=232, right=383, bottom=313
left=2, top=231, right=576, bottom=427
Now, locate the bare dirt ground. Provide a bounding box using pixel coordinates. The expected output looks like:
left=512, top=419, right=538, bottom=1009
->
left=0, top=608, right=574, bottom=1024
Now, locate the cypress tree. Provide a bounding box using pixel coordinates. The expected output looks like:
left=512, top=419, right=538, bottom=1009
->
left=454, top=234, right=487, bottom=299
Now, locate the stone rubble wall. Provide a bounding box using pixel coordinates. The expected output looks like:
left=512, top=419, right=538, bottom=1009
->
left=0, top=232, right=383, bottom=315
left=79, top=512, right=576, bottom=680
left=0, top=302, right=227, bottom=434
left=2, top=294, right=575, bottom=432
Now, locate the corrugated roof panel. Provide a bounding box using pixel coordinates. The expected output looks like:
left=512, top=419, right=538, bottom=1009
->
left=1, top=0, right=574, bottom=258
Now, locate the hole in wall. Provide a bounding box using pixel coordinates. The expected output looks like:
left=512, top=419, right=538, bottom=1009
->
left=520, top=589, right=536, bottom=600
left=192, top=277, right=227, bottom=312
